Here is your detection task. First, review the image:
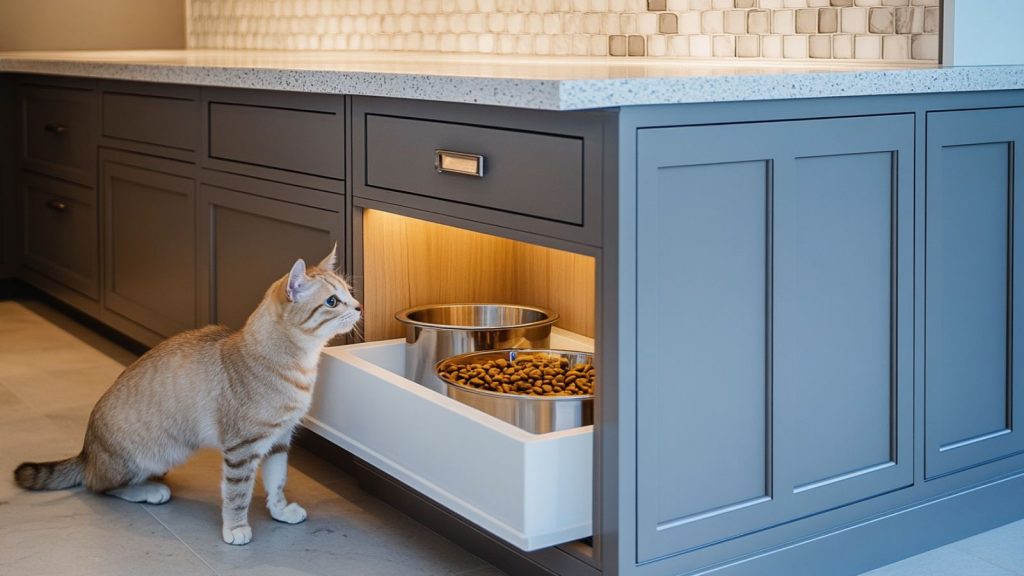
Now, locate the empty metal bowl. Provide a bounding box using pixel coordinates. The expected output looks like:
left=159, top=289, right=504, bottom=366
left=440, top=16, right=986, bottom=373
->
left=435, top=349, right=594, bottom=434
left=396, top=303, right=559, bottom=394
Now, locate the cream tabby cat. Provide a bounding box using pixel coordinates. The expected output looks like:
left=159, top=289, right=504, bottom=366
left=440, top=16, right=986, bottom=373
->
left=14, top=246, right=360, bottom=545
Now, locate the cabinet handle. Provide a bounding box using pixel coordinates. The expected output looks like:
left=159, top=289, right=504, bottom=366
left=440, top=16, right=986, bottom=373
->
left=44, top=123, right=67, bottom=135
left=45, top=199, right=68, bottom=212
left=435, top=149, right=484, bottom=178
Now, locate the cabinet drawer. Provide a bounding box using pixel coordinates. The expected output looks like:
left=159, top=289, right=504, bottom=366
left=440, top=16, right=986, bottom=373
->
left=103, top=91, right=198, bottom=152
left=307, top=331, right=593, bottom=551
left=21, top=171, right=99, bottom=299
left=20, top=85, right=96, bottom=185
left=364, top=114, right=584, bottom=226
left=208, top=101, right=345, bottom=181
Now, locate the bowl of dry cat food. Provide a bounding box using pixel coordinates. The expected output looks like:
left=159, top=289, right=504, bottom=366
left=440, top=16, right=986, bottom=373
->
left=434, top=349, right=594, bottom=434
left=396, top=304, right=559, bottom=394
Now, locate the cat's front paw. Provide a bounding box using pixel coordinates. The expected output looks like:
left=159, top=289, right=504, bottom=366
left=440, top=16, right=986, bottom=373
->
left=271, top=502, right=307, bottom=524
left=222, top=524, right=253, bottom=545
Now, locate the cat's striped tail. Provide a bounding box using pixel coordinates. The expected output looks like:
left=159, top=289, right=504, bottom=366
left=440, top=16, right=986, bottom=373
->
left=14, top=453, right=85, bottom=490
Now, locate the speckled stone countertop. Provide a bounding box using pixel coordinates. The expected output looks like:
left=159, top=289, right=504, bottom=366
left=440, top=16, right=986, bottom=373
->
left=1, top=50, right=1023, bottom=111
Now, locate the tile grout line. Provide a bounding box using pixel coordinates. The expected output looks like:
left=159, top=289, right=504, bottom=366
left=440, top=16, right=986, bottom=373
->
left=141, top=504, right=224, bottom=576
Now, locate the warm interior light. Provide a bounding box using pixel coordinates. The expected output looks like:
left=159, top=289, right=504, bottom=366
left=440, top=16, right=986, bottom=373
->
left=361, top=209, right=596, bottom=341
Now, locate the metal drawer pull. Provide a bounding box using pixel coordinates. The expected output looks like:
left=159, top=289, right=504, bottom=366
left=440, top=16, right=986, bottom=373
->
left=45, top=199, right=68, bottom=212
left=44, top=123, right=67, bottom=135
left=435, top=149, right=484, bottom=178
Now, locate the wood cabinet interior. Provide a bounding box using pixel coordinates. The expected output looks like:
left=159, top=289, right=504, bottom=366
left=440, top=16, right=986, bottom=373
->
left=361, top=209, right=595, bottom=341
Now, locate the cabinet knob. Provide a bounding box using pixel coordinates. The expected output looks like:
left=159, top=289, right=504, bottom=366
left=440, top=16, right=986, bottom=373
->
left=44, top=123, right=67, bottom=135
left=435, top=149, right=485, bottom=178
left=45, top=199, right=68, bottom=212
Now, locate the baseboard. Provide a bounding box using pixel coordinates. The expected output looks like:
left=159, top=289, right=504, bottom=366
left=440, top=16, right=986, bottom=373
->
left=700, top=470, right=1024, bottom=576
left=295, top=428, right=601, bottom=576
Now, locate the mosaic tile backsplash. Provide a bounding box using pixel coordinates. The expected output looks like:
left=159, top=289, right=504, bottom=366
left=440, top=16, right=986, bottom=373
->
left=187, top=0, right=941, bottom=62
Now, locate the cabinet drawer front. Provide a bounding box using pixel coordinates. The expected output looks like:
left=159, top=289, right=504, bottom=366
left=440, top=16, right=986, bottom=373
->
left=21, top=85, right=96, bottom=185
left=22, top=172, right=99, bottom=299
left=208, top=102, right=345, bottom=181
left=103, top=92, right=198, bottom=151
left=365, top=114, right=584, bottom=226
left=308, top=332, right=593, bottom=551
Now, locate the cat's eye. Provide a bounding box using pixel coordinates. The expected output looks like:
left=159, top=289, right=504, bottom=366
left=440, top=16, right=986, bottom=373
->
left=325, top=295, right=339, bottom=308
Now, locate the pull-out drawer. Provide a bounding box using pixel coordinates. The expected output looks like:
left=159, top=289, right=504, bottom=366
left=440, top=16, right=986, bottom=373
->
left=103, top=90, right=199, bottom=152
left=21, top=171, right=99, bottom=299
left=307, top=330, right=593, bottom=551
left=20, top=85, right=96, bottom=186
left=363, top=114, right=584, bottom=226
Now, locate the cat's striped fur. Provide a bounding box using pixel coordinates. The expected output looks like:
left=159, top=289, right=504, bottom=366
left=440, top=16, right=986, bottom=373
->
left=14, top=246, right=361, bottom=545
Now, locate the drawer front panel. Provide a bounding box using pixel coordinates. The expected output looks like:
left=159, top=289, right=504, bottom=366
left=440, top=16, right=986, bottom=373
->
left=22, top=172, right=99, bottom=299
left=365, top=114, right=584, bottom=226
left=208, top=101, right=345, bottom=181
left=21, top=85, right=96, bottom=185
left=103, top=92, right=198, bottom=151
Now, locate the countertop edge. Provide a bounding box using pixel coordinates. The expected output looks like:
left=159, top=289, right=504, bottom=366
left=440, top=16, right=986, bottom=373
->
left=3, top=56, right=1024, bottom=110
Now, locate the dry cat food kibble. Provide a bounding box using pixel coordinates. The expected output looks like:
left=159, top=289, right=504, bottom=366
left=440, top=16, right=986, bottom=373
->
left=440, top=353, right=595, bottom=396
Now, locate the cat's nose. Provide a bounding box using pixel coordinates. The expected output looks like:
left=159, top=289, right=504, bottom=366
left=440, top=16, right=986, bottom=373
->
left=355, top=303, right=363, bottom=313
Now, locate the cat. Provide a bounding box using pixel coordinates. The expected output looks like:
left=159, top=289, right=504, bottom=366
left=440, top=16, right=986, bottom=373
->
left=14, top=245, right=361, bottom=546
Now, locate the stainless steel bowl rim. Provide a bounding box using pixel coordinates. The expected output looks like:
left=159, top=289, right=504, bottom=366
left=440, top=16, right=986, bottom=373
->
left=394, top=303, right=560, bottom=332
left=435, top=349, right=594, bottom=403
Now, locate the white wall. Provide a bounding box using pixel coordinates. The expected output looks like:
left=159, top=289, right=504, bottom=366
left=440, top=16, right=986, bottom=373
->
left=0, top=0, right=185, bottom=51
left=946, top=0, right=1024, bottom=65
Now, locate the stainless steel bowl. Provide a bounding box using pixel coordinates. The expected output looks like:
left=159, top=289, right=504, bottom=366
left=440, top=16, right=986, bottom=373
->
left=396, top=304, right=559, bottom=394
left=435, top=349, right=594, bottom=434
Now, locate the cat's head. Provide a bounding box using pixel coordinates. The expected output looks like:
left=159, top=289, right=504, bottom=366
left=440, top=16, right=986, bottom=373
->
left=280, top=245, right=362, bottom=339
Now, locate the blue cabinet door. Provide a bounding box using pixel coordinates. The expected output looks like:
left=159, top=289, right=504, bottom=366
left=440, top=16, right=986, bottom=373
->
left=925, top=107, right=1024, bottom=479
left=635, top=115, right=914, bottom=562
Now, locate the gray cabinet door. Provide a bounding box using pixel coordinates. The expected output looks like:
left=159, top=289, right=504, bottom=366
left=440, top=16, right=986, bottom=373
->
left=635, top=115, right=914, bottom=561
left=197, top=176, right=345, bottom=330
left=925, top=107, right=1024, bottom=479
left=101, top=150, right=196, bottom=340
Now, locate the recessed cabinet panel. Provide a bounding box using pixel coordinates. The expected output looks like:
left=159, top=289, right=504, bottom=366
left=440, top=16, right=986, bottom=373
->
left=208, top=101, right=345, bottom=181
left=925, top=108, right=1024, bottom=479
left=774, top=150, right=907, bottom=510
left=22, top=171, right=99, bottom=299
left=20, top=85, right=96, bottom=186
left=198, top=179, right=344, bottom=330
left=101, top=151, right=196, bottom=339
left=637, top=159, right=771, bottom=534
left=636, top=115, right=914, bottom=562
left=103, top=91, right=199, bottom=152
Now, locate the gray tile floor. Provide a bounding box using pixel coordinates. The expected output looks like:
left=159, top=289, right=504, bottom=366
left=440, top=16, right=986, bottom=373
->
left=1, top=298, right=1022, bottom=576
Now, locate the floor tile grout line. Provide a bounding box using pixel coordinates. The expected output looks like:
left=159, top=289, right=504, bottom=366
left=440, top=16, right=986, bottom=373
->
left=141, top=504, right=224, bottom=576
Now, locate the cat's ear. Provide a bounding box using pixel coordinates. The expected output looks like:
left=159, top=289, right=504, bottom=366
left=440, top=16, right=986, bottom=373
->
left=318, top=243, right=338, bottom=272
left=285, top=259, right=309, bottom=302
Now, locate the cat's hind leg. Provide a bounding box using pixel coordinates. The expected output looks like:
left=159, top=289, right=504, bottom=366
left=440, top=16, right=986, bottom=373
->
left=262, top=442, right=306, bottom=524
left=107, top=481, right=172, bottom=504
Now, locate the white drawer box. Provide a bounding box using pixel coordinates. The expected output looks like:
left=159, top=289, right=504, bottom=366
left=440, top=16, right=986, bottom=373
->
left=306, top=330, right=594, bottom=551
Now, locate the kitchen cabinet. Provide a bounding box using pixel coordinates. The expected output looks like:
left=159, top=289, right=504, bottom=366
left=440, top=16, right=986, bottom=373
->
left=100, top=150, right=197, bottom=345
left=924, top=107, right=1024, bottom=479
left=634, top=114, right=914, bottom=561
left=15, top=77, right=99, bottom=312
left=6, top=71, right=1024, bottom=576
left=197, top=171, right=345, bottom=330
left=1, top=77, right=15, bottom=279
